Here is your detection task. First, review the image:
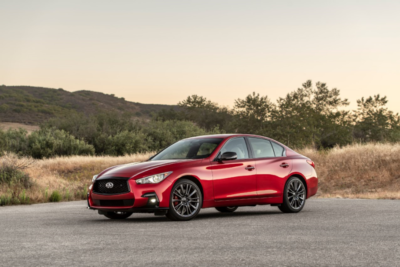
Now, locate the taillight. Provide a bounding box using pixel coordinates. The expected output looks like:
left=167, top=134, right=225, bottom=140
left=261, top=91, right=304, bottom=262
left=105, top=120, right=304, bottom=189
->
left=306, top=160, right=315, bottom=168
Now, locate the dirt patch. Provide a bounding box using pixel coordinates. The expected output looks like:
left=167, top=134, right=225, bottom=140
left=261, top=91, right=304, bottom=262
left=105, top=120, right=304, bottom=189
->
left=0, top=122, right=39, bottom=133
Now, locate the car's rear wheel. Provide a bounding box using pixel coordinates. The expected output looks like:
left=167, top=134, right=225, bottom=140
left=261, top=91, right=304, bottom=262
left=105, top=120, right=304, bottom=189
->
left=279, top=176, right=306, bottom=213
left=215, top=206, right=238, bottom=213
left=103, top=211, right=133, bottom=220
left=166, top=179, right=203, bottom=221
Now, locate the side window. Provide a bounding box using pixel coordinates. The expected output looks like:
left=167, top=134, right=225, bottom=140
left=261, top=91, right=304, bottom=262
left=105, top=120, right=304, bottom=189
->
left=271, top=142, right=285, bottom=157
left=248, top=138, right=275, bottom=158
left=197, top=143, right=218, bottom=156
left=220, top=138, right=249, bottom=159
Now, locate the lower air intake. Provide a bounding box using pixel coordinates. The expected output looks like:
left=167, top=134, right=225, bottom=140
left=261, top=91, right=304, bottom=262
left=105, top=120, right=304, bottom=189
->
left=93, top=199, right=134, bottom=207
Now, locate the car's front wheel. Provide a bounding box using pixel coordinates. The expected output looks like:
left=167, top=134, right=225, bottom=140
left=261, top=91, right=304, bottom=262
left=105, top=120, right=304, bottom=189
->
left=166, top=179, right=203, bottom=221
left=215, top=206, right=238, bottom=213
left=279, top=176, right=306, bottom=213
left=103, top=211, right=133, bottom=220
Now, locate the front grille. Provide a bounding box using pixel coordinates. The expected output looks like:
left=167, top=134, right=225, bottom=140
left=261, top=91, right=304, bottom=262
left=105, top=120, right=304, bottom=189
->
left=93, top=199, right=134, bottom=207
left=93, top=178, right=130, bottom=195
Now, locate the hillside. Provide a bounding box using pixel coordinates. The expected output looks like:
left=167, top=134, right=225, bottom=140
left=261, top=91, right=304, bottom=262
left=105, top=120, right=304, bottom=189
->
left=0, top=85, right=178, bottom=124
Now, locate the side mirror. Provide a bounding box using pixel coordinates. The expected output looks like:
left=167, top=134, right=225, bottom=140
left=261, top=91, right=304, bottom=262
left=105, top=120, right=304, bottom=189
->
left=219, top=152, right=237, bottom=162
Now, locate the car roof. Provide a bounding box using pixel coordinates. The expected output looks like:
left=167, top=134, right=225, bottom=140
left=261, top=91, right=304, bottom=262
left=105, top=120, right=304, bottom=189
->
left=183, top=134, right=298, bottom=157
left=186, top=134, right=271, bottom=139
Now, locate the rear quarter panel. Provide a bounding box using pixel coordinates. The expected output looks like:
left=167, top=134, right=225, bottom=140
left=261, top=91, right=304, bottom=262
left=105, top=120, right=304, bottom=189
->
left=290, top=157, right=318, bottom=198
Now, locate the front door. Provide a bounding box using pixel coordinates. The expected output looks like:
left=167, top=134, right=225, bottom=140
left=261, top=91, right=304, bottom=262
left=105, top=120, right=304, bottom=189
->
left=210, top=137, right=257, bottom=200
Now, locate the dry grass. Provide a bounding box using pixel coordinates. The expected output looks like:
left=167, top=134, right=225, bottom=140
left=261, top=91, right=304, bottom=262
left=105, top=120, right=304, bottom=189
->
left=0, top=153, right=153, bottom=205
left=298, top=143, right=400, bottom=199
left=1, top=143, right=400, bottom=205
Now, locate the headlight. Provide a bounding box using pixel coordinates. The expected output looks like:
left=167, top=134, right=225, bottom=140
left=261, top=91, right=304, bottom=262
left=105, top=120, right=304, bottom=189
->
left=136, top=172, right=172, bottom=184
left=92, top=175, right=98, bottom=183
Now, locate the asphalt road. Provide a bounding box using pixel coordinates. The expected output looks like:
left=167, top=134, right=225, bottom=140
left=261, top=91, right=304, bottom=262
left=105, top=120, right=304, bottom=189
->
left=0, top=199, right=399, bottom=267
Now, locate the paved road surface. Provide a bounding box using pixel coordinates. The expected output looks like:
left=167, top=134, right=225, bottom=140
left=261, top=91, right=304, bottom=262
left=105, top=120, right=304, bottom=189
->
left=1, top=199, right=399, bottom=267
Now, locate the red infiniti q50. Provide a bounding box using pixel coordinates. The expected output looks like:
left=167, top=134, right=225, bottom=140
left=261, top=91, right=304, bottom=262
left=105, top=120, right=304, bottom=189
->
left=87, top=134, right=318, bottom=221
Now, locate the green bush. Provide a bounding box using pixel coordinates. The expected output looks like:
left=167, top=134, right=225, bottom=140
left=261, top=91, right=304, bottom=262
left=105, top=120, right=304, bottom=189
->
left=49, top=191, right=61, bottom=202
left=0, top=195, right=12, bottom=206
left=0, top=128, right=95, bottom=159
left=43, top=111, right=140, bottom=155
left=0, top=104, right=9, bottom=112
left=1, top=105, right=225, bottom=157
left=104, top=131, right=148, bottom=156
left=27, top=128, right=95, bottom=159
left=42, top=111, right=221, bottom=155
left=0, top=128, right=29, bottom=156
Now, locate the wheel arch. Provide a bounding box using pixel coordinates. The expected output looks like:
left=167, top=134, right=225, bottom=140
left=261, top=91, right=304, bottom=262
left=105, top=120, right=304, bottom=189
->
left=288, top=173, right=308, bottom=198
left=174, top=175, right=204, bottom=200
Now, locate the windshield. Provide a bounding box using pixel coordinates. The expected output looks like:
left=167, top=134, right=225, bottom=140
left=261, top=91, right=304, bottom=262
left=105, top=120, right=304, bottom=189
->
left=151, top=138, right=223, bottom=160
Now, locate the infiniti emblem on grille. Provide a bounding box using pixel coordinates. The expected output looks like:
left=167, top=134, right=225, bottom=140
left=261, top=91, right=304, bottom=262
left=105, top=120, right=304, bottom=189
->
left=105, top=182, right=114, bottom=189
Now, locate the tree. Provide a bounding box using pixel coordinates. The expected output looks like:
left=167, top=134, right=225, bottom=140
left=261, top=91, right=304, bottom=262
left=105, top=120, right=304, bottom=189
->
left=178, top=95, right=219, bottom=111
left=174, top=95, right=232, bottom=131
left=233, top=92, right=274, bottom=134
left=272, top=80, right=351, bottom=148
left=353, top=95, right=400, bottom=142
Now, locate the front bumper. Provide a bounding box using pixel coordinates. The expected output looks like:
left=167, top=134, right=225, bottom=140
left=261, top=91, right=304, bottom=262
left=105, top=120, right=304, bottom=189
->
left=88, top=177, right=174, bottom=213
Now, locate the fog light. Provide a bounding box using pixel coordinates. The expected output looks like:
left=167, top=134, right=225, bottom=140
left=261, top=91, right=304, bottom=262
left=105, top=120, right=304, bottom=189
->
left=141, top=193, right=159, bottom=206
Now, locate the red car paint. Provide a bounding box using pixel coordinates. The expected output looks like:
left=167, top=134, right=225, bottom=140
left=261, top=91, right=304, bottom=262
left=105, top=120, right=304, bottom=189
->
left=88, top=134, right=318, bottom=213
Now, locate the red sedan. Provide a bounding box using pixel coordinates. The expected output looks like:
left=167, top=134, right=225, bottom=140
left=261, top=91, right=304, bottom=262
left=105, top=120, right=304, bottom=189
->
left=88, top=134, right=318, bottom=221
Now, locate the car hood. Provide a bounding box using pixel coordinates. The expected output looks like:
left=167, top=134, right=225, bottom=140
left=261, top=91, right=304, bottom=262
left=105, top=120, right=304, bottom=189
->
left=98, top=159, right=191, bottom=179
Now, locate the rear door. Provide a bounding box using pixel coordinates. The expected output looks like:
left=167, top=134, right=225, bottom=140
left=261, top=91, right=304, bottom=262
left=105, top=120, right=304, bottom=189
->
left=247, top=138, right=292, bottom=198
left=210, top=137, right=257, bottom=200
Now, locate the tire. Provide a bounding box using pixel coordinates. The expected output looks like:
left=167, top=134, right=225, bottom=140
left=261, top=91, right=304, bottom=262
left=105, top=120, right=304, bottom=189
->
left=166, top=179, right=203, bottom=221
left=279, top=176, right=306, bottom=213
left=215, top=206, right=238, bottom=213
left=103, top=211, right=133, bottom=220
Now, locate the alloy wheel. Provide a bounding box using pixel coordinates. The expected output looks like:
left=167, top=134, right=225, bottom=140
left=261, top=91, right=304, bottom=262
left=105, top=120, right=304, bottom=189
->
left=172, top=183, right=200, bottom=217
left=287, top=179, right=305, bottom=209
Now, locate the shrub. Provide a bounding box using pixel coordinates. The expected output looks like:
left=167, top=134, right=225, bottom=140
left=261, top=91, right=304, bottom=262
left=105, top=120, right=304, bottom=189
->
left=104, top=131, right=148, bottom=156
left=0, top=128, right=95, bottom=159
left=0, top=104, right=9, bottom=112
left=19, top=190, right=30, bottom=204
left=0, top=166, right=31, bottom=188
left=42, top=112, right=221, bottom=155
left=27, top=128, right=95, bottom=159
left=1, top=117, right=221, bottom=158
left=49, top=191, right=61, bottom=202
left=42, top=111, right=140, bottom=155
left=0, top=194, right=29, bottom=206
left=0, top=128, right=29, bottom=156
left=0, top=154, right=32, bottom=189
left=0, top=195, right=12, bottom=206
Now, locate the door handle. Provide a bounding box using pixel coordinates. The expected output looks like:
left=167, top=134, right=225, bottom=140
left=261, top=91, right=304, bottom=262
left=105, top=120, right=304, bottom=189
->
left=245, top=166, right=255, bottom=171
left=280, top=163, right=289, bottom=168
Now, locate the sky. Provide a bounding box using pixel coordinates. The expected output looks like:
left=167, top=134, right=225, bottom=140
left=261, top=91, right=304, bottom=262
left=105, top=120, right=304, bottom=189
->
left=1, top=0, right=400, bottom=111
